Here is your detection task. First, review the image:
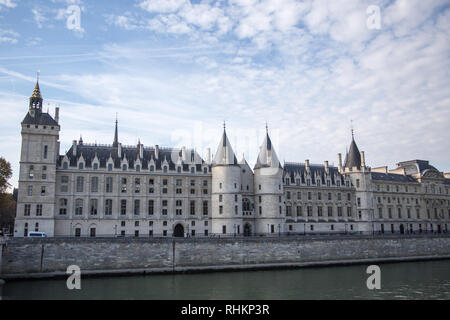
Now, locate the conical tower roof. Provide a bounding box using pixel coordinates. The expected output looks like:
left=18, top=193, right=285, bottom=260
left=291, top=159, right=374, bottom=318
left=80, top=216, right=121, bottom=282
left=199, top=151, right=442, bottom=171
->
left=254, top=129, right=281, bottom=169
left=212, top=127, right=238, bottom=166
left=31, top=81, right=42, bottom=99
left=344, top=137, right=361, bottom=169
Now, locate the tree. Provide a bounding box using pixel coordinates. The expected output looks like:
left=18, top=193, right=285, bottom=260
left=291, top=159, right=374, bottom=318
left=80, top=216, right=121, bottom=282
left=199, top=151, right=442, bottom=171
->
left=0, top=157, right=12, bottom=193
left=0, top=157, right=14, bottom=233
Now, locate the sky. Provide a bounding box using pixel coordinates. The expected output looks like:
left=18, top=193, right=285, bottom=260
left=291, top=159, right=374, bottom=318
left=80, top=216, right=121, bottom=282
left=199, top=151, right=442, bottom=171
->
left=0, top=0, right=449, bottom=188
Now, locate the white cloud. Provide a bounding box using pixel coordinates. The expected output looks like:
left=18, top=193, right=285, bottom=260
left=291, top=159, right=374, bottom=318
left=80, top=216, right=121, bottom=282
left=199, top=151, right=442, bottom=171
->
left=139, top=0, right=188, bottom=13
left=0, top=0, right=16, bottom=10
left=0, top=29, right=19, bottom=44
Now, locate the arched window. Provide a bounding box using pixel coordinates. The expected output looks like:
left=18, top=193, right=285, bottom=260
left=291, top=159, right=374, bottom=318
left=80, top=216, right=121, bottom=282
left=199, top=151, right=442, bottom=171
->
left=242, top=198, right=251, bottom=211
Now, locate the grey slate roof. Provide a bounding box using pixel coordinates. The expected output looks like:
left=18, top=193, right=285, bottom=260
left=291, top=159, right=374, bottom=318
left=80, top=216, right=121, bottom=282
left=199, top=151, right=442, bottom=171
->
left=212, top=129, right=238, bottom=166
left=344, top=138, right=361, bottom=169
left=254, top=132, right=282, bottom=170
left=370, top=172, right=417, bottom=183
left=395, top=160, right=439, bottom=175
left=60, top=144, right=209, bottom=172
left=283, top=163, right=345, bottom=186
left=22, top=112, right=59, bottom=126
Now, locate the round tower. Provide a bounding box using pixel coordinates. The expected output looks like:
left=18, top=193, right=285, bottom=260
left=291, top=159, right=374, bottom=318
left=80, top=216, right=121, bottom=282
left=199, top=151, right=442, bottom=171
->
left=211, top=126, right=243, bottom=236
left=253, top=128, right=284, bottom=235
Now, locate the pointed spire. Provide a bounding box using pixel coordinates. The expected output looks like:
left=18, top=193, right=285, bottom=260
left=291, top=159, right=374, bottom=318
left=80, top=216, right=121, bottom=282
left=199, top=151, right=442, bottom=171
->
left=344, top=129, right=361, bottom=170
left=254, top=126, right=280, bottom=169
left=213, top=124, right=237, bottom=166
left=29, top=71, right=43, bottom=113
left=113, top=114, right=119, bottom=147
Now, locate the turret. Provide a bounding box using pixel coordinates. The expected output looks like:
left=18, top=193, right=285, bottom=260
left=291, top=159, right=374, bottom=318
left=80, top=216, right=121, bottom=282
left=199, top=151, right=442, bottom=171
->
left=253, top=126, right=284, bottom=235
left=211, top=124, right=243, bottom=236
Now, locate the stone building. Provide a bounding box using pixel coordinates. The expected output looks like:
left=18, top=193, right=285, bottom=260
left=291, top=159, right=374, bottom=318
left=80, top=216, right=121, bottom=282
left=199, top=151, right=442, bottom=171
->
left=13, top=81, right=450, bottom=237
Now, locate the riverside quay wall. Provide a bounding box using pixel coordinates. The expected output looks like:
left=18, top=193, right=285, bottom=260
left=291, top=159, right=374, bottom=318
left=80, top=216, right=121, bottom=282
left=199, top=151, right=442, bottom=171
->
left=1, top=235, right=450, bottom=279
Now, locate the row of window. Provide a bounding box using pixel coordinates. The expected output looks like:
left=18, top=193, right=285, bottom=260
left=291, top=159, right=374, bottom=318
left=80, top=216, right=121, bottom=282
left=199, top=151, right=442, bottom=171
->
left=63, top=161, right=209, bottom=174
left=285, top=205, right=353, bottom=217
left=285, top=178, right=350, bottom=188
left=60, top=176, right=209, bottom=194
left=58, top=199, right=209, bottom=216
left=377, top=207, right=450, bottom=220
left=286, top=191, right=352, bottom=201
left=375, top=183, right=449, bottom=195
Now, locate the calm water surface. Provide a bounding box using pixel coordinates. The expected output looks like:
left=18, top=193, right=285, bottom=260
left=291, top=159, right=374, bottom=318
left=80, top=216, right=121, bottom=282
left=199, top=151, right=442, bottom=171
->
left=3, top=260, right=450, bottom=300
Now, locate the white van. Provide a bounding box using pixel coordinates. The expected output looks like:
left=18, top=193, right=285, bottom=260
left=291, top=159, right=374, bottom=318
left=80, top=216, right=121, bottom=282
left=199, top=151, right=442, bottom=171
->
left=28, top=232, right=47, bottom=238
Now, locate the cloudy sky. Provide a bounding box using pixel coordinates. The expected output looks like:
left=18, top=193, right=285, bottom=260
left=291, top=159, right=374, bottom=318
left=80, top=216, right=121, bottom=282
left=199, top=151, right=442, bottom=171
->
left=1, top=0, right=449, bottom=188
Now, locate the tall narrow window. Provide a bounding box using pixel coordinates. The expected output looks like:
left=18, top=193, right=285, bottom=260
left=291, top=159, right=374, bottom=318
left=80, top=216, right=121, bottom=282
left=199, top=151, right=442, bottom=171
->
left=59, top=199, right=67, bottom=215
left=148, top=200, right=154, bottom=215
left=91, top=177, right=99, bottom=193
left=105, top=199, right=112, bottom=215
left=190, top=200, right=195, bottom=215
left=120, top=200, right=127, bottom=215
left=36, top=204, right=43, bottom=216
left=43, top=145, right=48, bottom=159
left=134, top=199, right=140, bottom=215
left=75, top=199, right=83, bottom=215
left=203, top=201, right=208, bottom=215
left=106, top=177, right=113, bottom=193
left=90, top=199, right=98, bottom=215
left=76, top=176, right=84, bottom=192
left=24, top=204, right=31, bottom=216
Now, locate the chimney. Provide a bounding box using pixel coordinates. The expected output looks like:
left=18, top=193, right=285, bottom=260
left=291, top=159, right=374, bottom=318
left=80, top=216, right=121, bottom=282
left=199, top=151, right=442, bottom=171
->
left=72, top=140, right=77, bottom=156
left=338, top=153, right=343, bottom=172
left=324, top=160, right=329, bottom=172
left=139, top=142, right=144, bottom=159
left=154, top=145, right=159, bottom=160
left=206, top=148, right=211, bottom=164
left=118, top=143, right=122, bottom=158
left=305, top=159, right=310, bottom=171
left=181, top=146, right=186, bottom=162
left=361, top=151, right=365, bottom=168
left=55, top=107, right=59, bottom=124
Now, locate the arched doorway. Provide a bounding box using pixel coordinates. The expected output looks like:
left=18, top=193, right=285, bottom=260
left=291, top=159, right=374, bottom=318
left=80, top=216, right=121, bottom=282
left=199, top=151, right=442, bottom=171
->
left=244, top=224, right=252, bottom=237
left=173, top=224, right=184, bottom=237
left=399, top=224, right=405, bottom=234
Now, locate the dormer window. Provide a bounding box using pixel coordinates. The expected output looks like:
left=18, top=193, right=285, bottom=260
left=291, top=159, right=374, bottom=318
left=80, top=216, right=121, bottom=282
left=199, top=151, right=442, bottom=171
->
left=190, top=167, right=195, bottom=174
left=122, top=164, right=127, bottom=171
left=177, top=166, right=181, bottom=173
left=203, top=167, right=207, bottom=174
left=63, top=162, right=68, bottom=169
left=150, top=165, right=154, bottom=172
left=93, top=163, right=98, bottom=170
left=163, top=166, right=168, bottom=173
left=78, top=162, right=84, bottom=169
left=136, top=165, right=140, bottom=172
left=108, top=163, right=113, bottom=171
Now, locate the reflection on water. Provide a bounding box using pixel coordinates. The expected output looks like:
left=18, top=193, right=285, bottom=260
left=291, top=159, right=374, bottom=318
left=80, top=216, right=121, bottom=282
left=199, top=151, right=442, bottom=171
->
left=3, top=260, right=450, bottom=300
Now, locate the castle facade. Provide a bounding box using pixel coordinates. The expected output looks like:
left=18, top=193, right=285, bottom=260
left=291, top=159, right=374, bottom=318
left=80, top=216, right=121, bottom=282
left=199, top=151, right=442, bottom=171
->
left=13, top=81, right=450, bottom=237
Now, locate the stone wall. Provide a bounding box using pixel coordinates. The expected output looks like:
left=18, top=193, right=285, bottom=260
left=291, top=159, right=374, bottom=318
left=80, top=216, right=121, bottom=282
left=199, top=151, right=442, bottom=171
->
left=1, top=235, right=450, bottom=279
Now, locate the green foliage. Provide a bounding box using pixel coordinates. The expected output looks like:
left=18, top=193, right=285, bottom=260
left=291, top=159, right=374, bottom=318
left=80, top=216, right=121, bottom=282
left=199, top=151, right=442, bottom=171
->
left=0, top=156, right=12, bottom=193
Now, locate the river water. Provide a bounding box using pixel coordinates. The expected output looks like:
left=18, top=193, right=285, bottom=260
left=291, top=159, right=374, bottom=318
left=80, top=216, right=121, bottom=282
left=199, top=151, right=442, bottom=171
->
left=2, top=260, right=450, bottom=300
